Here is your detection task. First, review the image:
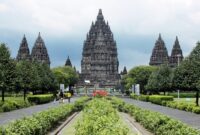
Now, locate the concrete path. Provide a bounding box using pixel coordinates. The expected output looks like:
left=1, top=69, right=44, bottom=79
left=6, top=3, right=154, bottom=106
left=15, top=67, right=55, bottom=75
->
left=0, top=97, right=79, bottom=126
left=122, top=98, right=200, bottom=130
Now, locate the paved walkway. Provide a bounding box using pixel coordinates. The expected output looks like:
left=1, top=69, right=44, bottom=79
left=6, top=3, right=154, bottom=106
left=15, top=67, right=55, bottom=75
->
left=122, top=98, right=200, bottom=130
left=0, top=97, right=79, bottom=126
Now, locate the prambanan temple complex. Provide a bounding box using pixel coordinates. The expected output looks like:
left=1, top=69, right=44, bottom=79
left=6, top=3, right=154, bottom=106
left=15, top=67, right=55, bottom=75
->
left=149, top=34, right=184, bottom=67
left=16, top=9, right=185, bottom=88
left=16, top=33, right=50, bottom=66
left=78, top=9, right=120, bottom=88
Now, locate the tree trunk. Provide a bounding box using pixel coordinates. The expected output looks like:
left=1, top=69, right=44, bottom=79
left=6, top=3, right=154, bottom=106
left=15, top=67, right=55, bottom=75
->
left=24, top=89, right=26, bottom=101
left=164, top=91, right=166, bottom=95
left=196, top=90, right=199, bottom=106
left=2, top=89, right=5, bottom=102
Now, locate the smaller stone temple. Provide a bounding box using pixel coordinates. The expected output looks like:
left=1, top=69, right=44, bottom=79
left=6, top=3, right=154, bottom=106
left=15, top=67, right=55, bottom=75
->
left=149, top=34, right=169, bottom=66
left=149, top=34, right=183, bottom=67
left=31, top=32, right=50, bottom=66
left=65, top=56, right=72, bottom=67
left=16, top=35, right=31, bottom=61
left=120, top=66, right=127, bottom=76
left=169, top=36, right=184, bottom=67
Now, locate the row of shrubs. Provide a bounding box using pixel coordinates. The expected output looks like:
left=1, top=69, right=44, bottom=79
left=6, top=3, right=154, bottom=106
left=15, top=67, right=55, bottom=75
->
left=130, top=93, right=200, bottom=114
left=130, top=93, right=174, bottom=104
left=27, top=94, right=54, bottom=104
left=0, top=94, right=56, bottom=112
left=167, top=92, right=196, bottom=98
left=163, top=101, right=200, bottom=114
left=110, top=97, right=200, bottom=135
left=0, top=96, right=91, bottom=135
left=0, top=99, right=31, bottom=112
left=75, top=98, right=129, bottom=135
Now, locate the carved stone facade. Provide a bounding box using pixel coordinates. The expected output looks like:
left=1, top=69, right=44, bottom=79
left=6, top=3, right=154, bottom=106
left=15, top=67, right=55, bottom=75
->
left=16, top=35, right=31, bottom=61
left=149, top=34, right=183, bottom=67
left=149, top=34, right=169, bottom=66
left=31, top=33, right=50, bottom=66
left=169, top=36, right=184, bottom=67
left=79, top=9, right=120, bottom=88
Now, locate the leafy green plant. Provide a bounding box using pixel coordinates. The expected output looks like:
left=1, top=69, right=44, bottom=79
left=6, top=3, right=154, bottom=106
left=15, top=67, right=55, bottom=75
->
left=110, top=97, right=200, bottom=135
left=149, top=95, right=173, bottom=105
left=27, top=94, right=54, bottom=104
left=1, top=96, right=90, bottom=135
left=75, top=98, right=129, bottom=135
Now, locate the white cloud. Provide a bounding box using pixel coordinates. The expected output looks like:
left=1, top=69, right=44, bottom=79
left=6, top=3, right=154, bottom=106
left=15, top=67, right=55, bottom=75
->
left=1, top=0, right=200, bottom=68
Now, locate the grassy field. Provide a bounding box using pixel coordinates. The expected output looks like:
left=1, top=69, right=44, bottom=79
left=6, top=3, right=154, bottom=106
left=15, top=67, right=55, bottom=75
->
left=174, top=98, right=197, bottom=103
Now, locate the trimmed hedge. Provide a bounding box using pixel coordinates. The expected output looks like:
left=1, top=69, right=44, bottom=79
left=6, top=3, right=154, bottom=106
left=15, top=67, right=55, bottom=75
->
left=0, top=96, right=90, bottom=135
left=75, top=98, right=129, bottom=135
left=111, top=97, right=200, bottom=135
left=165, top=101, right=200, bottom=114
left=27, top=94, right=54, bottom=104
left=167, top=92, right=196, bottom=98
left=0, top=99, right=31, bottom=112
left=149, top=95, right=173, bottom=105
left=130, top=93, right=149, bottom=101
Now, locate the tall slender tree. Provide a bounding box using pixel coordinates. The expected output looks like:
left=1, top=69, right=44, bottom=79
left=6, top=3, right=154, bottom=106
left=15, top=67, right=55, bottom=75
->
left=0, top=43, right=16, bottom=102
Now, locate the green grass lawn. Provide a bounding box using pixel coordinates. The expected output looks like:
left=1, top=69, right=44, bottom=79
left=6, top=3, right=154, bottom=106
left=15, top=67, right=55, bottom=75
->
left=174, top=98, right=197, bottom=104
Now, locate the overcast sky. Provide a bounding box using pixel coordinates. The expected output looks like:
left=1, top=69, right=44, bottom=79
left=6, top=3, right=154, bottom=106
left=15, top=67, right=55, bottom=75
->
left=0, top=0, right=200, bottom=72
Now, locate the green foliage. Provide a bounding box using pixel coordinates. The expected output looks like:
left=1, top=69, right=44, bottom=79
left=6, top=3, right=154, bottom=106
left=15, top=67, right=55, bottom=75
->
left=124, top=66, right=157, bottom=93
left=165, top=101, right=200, bottom=114
left=173, top=42, right=200, bottom=106
left=27, top=94, right=54, bottom=104
left=0, top=43, right=16, bottom=101
left=167, top=92, right=196, bottom=98
left=130, top=93, right=149, bottom=101
left=1, top=97, right=89, bottom=135
left=148, top=95, right=173, bottom=105
left=75, top=98, right=129, bottom=135
left=73, top=96, right=91, bottom=111
left=52, top=66, right=79, bottom=89
left=146, top=64, right=173, bottom=94
left=0, top=97, right=31, bottom=112
left=110, top=97, right=200, bottom=135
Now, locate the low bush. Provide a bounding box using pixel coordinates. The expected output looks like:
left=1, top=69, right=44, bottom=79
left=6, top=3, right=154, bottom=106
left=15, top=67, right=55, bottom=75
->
left=0, top=98, right=31, bottom=112
left=27, top=94, right=54, bottom=104
left=130, top=93, right=149, bottom=102
left=110, top=97, right=200, bottom=135
left=165, top=101, right=200, bottom=114
left=1, top=96, right=90, bottom=135
left=75, top=98, right=129, bottom=135
left=149, top=95, right=173, bottom=105
left=167, top=92, right=196, bottom=98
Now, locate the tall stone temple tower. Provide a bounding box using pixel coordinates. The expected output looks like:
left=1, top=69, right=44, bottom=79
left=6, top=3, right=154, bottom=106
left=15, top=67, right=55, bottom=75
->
left=79, top=9, right=120, bottom=88
left=16, top=35, right=31, bottom=61
left=149, top=34, right=183, bottom=67
left=169, top=36, right=184, bottom=67
left=31, top=33, right=50, bottom=66
left=149, top=34, right=169, bottom=66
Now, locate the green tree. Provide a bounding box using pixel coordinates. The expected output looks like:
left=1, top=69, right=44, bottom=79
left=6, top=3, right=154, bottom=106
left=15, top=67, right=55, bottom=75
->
left=16, top=60, right=33, bottom=100
left=125, top=66, right=157, bottom=94
left=52, top=66, right=79, bottom=89
left=173, top=42, right=200, bottom=106
left=146, top=64, right=173, bottom=94
left=0, top=43, right=16, bottom=102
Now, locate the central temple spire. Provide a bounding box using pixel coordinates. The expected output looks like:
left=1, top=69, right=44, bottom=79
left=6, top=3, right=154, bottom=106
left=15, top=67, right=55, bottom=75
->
left=97, top=9, right=104, bottom=20
left=79, top=9, right=120, bottom=88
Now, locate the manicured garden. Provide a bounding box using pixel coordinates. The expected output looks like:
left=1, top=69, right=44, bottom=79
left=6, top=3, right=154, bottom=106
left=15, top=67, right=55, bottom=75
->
left=1, top=96, right=200, bottom=135
left=130, top=93, right=200, bottom=114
